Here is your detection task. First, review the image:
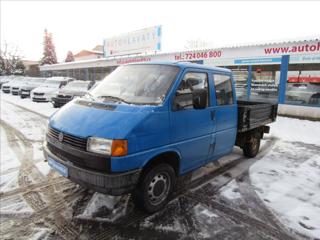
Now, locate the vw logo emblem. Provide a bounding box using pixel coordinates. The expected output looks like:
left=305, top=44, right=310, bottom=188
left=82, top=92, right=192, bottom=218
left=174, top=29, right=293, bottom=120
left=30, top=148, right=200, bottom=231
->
left=58, top=132, right=64, bottom=142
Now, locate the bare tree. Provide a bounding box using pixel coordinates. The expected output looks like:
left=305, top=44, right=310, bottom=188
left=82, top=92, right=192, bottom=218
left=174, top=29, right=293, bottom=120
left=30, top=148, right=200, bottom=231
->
left=0, top=42, right=25, bottom=75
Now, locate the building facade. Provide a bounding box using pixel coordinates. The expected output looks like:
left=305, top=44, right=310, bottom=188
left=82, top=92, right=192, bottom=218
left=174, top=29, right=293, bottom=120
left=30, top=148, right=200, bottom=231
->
left=40, top=39, right=320, bottom=108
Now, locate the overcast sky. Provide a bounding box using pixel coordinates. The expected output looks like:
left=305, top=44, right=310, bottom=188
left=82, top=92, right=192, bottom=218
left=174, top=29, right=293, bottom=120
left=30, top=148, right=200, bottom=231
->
left=1, top=0, right=320, bottom=61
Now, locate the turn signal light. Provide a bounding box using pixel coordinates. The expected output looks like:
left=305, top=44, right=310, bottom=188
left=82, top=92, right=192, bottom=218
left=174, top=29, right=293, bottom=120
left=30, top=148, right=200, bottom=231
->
left=111, top=140, right=128, bottom=157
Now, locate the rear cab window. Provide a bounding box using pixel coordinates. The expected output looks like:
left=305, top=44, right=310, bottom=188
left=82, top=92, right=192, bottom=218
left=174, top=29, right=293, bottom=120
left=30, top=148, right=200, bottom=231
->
left=212, top=74, right=234, bottom=105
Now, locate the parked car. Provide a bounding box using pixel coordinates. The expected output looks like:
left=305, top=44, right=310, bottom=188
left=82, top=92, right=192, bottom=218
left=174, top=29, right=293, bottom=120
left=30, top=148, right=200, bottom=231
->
left=2, top=76, right=24, bottom=93
left=0, top=76, right=12, bottom=89
left=52, top=80, right=94, bottom=108
left=20, top=77, right=47, bottom=98
left=44, top=62, right=277, bottom=213
left=31, top=77, right=73, bottom=102
left=11, top=77, right=32, bottom=95
left=286, top=82, right=320, bottom=105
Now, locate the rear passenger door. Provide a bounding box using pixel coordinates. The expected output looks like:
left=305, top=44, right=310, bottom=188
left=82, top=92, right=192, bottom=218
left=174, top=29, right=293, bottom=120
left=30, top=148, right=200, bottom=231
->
left=170, top=69, right=215, bottom=173
left=209, top=73, right=237, bottom=159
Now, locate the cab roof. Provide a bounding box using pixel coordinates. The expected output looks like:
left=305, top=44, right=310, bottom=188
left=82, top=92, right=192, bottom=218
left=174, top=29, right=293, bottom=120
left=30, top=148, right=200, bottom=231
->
left=128, top=61, right=231, bottom=74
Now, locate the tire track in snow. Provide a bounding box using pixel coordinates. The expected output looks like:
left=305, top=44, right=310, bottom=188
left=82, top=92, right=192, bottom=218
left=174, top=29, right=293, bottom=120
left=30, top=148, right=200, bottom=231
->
left=187, top=191, right=297, bottom=240
left=0, top=107, right=81, bottom=239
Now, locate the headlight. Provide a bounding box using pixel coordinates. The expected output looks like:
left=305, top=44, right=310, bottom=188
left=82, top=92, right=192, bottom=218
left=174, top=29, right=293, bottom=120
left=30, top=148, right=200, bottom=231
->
left=87, top=137, right=112, bottom=155
left=87, top=137, right=127, bottom=156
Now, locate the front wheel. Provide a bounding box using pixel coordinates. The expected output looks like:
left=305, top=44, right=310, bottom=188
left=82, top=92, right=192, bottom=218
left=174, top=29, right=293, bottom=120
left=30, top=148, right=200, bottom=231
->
left=132, top=163, right=175, bottom=213
left=243, top=133, right=261, bottom=158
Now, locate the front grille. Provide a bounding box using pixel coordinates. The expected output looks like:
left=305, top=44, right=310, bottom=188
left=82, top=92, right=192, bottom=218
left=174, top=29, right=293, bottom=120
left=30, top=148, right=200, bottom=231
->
left=47, top=142, right=86, bottom=168
left=34, top=92, right=44, bottom=96
left=47, top=142, right=109, bottom=172
left=47, top=126, right=87, bottom=150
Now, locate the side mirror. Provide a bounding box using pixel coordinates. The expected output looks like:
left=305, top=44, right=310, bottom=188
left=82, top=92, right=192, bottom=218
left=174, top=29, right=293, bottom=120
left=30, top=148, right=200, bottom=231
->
left=192, top=89, right=207, bottom=109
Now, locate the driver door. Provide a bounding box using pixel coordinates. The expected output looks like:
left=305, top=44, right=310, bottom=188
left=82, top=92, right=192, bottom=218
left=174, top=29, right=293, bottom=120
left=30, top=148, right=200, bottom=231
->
left=170, top=69, right=215, bottom=173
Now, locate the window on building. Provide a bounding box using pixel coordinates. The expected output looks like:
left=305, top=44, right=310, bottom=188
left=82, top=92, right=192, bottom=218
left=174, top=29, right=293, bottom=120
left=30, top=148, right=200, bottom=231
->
left=285, top=63, right=320, bottom=106
left=250, top=65, right=280, bottom=102
left=213, top=74, right=234, bottom=105
left=173, top=72, right=209, bottom=110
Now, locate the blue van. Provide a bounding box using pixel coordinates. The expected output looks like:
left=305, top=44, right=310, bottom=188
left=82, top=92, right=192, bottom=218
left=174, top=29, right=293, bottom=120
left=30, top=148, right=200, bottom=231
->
left=44, top=62, right=277, bottom=212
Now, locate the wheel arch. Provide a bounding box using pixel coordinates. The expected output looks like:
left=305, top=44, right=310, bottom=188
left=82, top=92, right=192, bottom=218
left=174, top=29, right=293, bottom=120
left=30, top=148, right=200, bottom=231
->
left=141, top=150, right=181, bottom=176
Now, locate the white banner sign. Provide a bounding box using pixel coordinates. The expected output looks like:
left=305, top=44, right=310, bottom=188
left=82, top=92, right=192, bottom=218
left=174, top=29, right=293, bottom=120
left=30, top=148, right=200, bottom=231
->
left=103, top=26, right=162, bottom=57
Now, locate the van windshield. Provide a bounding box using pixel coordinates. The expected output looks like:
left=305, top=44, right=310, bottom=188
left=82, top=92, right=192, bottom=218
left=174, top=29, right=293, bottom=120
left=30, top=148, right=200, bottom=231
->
left=90, top=64, right=180, bottom=105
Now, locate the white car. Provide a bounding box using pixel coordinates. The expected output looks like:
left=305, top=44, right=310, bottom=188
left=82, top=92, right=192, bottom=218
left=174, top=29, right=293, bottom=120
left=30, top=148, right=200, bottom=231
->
left=31, top=77, right=73, bottom=102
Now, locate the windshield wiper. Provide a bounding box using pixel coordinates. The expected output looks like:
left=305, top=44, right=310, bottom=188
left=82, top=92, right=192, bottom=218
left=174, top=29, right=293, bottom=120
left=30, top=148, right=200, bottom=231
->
left=97, top=95, right=130, bottom=104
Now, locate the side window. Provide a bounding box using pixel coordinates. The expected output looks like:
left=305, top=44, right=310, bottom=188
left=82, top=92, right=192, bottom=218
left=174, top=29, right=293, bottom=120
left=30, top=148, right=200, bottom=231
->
left=173, top=72, right=208, bottom=110
left=213, top=74, right=234, bottom=105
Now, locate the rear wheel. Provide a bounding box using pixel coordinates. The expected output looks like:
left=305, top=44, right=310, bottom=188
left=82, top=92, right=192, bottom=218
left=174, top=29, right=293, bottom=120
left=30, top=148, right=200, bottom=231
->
left=243, top=132, right=261, bottom=158
left=132, top=163, right=175, bottom=213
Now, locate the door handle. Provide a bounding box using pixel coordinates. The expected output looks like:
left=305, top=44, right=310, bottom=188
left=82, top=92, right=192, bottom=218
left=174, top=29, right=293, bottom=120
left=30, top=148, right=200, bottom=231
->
left=211, top=110, right=215, bottom=121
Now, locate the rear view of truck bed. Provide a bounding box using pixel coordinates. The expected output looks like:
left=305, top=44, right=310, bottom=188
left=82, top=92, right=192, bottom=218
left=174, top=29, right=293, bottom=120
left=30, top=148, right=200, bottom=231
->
left=237, top=101, right=278, bottom=132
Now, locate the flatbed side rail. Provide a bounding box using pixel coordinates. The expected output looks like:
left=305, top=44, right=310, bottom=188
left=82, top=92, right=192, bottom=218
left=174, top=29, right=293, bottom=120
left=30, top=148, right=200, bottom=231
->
left=237, top=101, right=278, bottom=132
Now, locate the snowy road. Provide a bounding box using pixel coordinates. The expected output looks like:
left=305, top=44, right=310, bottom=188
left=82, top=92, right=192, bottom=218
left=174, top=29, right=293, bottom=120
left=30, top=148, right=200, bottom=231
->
left=1, top=93, right=319, bottom=240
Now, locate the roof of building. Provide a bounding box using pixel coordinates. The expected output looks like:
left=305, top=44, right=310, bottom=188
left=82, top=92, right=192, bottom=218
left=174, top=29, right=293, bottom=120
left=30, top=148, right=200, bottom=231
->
left=74, top=50, right=103, bottom=58
left=40, top=37, right=320, bottom=71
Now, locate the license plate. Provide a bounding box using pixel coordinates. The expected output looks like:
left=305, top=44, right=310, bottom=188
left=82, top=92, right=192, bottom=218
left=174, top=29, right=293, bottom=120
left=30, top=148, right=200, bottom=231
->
left=48, top=156, right=68, bottom=177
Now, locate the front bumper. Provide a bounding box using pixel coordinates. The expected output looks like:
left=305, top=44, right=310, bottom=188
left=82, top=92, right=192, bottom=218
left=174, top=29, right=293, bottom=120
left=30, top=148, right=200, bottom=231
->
left=20, top=90, right=31, bottom=97
left=32, top=96, right=49, bottom=102
left=43, top=142, right=141, bottom=195
left=2, top=88, right=10, bottom=93
left=52, top=96, right=73, bottom=107
left=12, top=90, right=20, bottom=95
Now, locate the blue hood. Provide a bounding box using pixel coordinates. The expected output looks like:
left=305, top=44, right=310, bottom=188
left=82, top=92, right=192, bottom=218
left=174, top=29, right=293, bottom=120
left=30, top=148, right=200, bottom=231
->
left=50, top=100, right=155, bottom=140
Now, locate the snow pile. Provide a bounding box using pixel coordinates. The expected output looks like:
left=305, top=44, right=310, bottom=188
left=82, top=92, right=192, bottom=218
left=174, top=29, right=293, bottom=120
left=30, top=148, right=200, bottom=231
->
left=77, top=193, right=130, bottom=222
left=271, top=116, right=320, bottom=145
left=250, top=141, right=320, bottom=238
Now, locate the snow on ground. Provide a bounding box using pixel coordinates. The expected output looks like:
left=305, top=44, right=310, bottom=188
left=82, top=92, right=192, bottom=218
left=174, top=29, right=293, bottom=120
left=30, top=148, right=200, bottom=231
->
left=35, top=161, right=51, bottom=176
left=0, top=126, right=20, bottom=192
left=270, top=116, right=320, bottom=145
left=250, top=118, right=320, bottom=238
left=0, top=196, right=34, bottom=218
left=0, top=170, right=19, bottom=193
left=1, top=92, right=57, bottom=118
left=1, top=101, right=47, bottom=142
left=219, top=179, right=242, bottom=200
left=0, top=126, right=20, bottom=172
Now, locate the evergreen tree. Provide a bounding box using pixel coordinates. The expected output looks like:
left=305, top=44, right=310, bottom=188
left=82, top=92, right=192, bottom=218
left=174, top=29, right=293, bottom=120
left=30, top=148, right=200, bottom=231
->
left=65, top=51, right=75, bottom=62
left=40, top=29, right=58, bottom=65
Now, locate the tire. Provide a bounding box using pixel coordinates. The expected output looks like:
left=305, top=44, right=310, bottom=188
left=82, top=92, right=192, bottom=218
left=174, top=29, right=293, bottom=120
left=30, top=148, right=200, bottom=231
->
left=53, top=103, right=59, bottom=108
left=243, top=133, right=261, bottom=158
left=132, top=163, right=176, bottom=213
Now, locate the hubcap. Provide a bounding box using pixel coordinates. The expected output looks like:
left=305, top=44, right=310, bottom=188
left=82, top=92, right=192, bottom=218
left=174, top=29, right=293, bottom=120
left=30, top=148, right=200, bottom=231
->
left=147, top=172, right=170, bottom=206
